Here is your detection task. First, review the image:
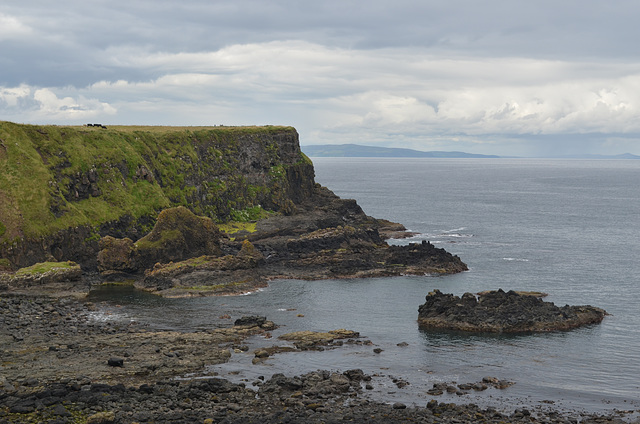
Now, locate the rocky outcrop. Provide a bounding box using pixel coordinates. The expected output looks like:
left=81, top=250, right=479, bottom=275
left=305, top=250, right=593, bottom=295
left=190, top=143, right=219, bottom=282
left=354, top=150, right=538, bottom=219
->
left=135, top=213, right=467, bottom=296
left=0, top=261, right=82, bottom=291
left=96, top=206, right=225, bottom=280
left=278, top=329, right=361, bottom=350
left=139, top=239, right=267, bottom=296
left=132, top=206, right=224, bottom=269
left=417, top=289, right=607, bottom=333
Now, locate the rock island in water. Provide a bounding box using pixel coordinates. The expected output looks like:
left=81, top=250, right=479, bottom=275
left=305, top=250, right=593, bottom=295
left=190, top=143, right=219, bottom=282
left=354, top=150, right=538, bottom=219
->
left=418, top=289, right=607, bottom=333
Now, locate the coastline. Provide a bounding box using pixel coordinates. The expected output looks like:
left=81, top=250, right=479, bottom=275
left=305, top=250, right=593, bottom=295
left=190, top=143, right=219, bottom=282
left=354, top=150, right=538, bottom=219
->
left=1, top=293, right=635, bottom=423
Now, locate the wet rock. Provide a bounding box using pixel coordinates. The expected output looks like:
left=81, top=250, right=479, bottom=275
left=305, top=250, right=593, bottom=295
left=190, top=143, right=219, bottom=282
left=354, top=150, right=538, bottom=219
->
left=278, top=329, right=359, bottom=350
left=234, top=316, right=267, bottom=327
left=254, top=349, right=270, bottom=358
left=418, top=289, right=607, bottom=332
left=107, top=357, right=124, bottom=367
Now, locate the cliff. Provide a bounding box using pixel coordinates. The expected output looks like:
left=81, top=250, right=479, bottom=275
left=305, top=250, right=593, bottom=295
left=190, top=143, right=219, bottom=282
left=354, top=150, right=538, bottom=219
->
left=0, top=121, right=467, bottom=296
left=0, top=122, right=314, bottom=269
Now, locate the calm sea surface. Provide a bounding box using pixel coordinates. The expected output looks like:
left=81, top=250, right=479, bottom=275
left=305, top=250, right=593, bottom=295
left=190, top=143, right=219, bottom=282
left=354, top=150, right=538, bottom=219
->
left=89, top=158, right=640, bottom=416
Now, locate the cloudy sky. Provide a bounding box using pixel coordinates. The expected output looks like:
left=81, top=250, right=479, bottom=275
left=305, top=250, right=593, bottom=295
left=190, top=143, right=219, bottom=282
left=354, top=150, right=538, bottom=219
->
left=2, top=1, right=640, bottom=156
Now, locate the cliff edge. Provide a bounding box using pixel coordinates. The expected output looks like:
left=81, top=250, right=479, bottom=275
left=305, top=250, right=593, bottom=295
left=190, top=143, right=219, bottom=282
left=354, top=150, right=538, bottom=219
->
left=0, top=121, right=467, bottom=295
left=0, top=122, right=313, bottom=269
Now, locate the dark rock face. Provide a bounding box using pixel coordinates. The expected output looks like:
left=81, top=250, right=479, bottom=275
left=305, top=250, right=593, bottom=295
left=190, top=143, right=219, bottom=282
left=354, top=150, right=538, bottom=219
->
left=233, top=316, right=267, bottom=327
left=418, top=289, right=607, bottom=333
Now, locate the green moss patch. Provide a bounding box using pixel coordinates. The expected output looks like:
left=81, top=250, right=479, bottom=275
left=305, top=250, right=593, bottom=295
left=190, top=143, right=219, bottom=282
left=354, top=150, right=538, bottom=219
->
left=14, top=261, right=79, bottom=276
left=218, top=221, right=257, bottom=236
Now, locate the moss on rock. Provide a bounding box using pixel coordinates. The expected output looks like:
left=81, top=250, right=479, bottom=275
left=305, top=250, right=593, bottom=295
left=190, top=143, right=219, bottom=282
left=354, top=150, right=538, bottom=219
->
left=96, top=206, right=226, bottom=274
left=97, top=236, right=137, bottom=273
left=0, top=260, right=82, bottom=288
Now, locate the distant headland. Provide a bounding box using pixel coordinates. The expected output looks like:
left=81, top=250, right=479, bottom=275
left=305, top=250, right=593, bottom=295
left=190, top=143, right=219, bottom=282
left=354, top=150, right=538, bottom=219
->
left=301, top=144, right=499, bottom=158
left=302, top=143, right=640, bottom=159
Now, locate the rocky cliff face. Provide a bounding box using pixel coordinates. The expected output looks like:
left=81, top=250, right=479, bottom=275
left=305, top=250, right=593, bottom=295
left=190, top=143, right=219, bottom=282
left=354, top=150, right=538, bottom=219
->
left=0, top=122, right=314, bottom=269
left=1, top=121, right=469, bottom=295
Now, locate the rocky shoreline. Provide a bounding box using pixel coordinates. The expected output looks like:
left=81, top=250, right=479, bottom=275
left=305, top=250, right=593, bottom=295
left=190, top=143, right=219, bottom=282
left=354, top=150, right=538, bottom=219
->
left=1, top=294, right=634, bottom=424
left=1, top=186, right=468, bottom=299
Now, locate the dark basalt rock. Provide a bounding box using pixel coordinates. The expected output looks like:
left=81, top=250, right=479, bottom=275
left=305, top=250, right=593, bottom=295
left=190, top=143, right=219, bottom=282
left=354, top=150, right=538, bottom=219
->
left=233, top=315, right=267, bottom=327
left=418, top=289, right=607, bottom=333
left=107, top=357, right=124, bottom=367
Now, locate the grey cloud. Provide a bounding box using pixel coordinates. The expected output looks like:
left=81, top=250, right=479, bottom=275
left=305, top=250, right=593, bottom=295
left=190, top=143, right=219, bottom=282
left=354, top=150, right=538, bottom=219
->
left=4, top=1, right=640, bottom=85
left=3, top=1, right=640, bottom=155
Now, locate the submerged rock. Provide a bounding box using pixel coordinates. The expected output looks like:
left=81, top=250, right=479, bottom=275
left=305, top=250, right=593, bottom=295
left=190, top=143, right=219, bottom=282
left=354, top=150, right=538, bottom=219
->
left=278, top=329, right=360, bottom=350
left=417, top=289, right=607, bottom=333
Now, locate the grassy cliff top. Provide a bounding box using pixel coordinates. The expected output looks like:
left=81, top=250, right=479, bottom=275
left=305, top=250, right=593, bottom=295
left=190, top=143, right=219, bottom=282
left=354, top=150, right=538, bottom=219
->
left=68, top=124, right=295, bottom=133
left=0, top=121, right=302, bottom=244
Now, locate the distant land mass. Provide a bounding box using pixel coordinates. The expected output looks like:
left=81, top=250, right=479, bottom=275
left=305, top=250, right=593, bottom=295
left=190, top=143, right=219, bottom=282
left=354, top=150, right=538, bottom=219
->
left=549, top=153, right=640, bottom=159
left=301, top=144, right=500, bottom=158
left=302, top=144, right=640, bottom=159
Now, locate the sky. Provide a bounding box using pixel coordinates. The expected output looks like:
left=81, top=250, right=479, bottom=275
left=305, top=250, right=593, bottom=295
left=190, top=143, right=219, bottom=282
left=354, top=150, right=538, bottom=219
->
left=2, top=1, right=640, bottom=156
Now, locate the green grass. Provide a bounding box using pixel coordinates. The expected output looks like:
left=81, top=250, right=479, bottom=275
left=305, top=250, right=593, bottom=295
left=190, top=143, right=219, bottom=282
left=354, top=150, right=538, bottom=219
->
left=0, top=121, right=304, bottom=244
left=14, top=261, right=78, bottom=276
left=218, top=221, right=257, bottom=238
left=229, top=205, right=272, bottom=222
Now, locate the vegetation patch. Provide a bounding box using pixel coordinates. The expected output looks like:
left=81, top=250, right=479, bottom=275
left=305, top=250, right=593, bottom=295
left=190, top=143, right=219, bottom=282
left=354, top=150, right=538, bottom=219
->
left=0, top=258, right=11, bottom=271
left=14, top=261, right=79, bottom=276
left=230, top=205, right=272, bottom=222
left=218, top=221, right=257, bottom=237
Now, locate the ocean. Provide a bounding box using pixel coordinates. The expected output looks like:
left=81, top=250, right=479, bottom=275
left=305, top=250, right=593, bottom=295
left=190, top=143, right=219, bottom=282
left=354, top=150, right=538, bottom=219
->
left=89, top=158, right=640, bottom=416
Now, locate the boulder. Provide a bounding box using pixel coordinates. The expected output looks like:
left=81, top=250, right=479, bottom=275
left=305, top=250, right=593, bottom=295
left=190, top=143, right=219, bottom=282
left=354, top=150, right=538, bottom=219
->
left=97, top=206, right=225, bottom=274
left=417, top=289, right=607, bottom=333
left=97, top=236, right=137, bottom=273
left=134, top=206, right=224, bottom=268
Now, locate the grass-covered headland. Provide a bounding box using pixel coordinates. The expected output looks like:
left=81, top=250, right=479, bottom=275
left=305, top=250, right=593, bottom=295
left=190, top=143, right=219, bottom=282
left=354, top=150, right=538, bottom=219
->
left=0, top=121, right=314, bottom=269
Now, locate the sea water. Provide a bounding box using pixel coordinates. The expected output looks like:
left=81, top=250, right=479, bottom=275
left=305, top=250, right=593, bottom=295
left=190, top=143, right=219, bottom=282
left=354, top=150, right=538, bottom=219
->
left=88, top=158, right=640, bottom=416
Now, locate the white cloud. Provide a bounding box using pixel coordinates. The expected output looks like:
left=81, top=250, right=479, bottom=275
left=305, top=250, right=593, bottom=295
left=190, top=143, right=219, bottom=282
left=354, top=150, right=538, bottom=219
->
left=0, top=13, right=31, bottom=40
left=0, top=86, right=116, bottom=121
left=32, top=89, right=117, bottom=120
left=0, top=84, right=31, bottom=107
left=4, top=36, right=640, bottom=155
